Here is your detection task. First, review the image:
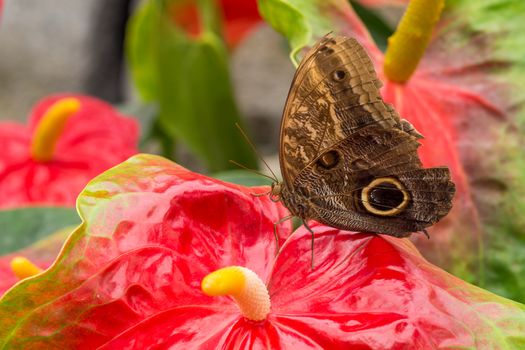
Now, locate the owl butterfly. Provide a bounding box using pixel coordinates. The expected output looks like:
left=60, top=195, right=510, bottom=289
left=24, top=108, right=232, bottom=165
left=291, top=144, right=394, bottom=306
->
left=270, top=35, right=455, bottom=241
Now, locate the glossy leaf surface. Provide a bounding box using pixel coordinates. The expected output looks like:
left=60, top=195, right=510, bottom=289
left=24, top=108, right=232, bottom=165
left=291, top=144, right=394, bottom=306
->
left=0, top=94, right=138, bottom=209
left=0, top=154, right=523, bottom=349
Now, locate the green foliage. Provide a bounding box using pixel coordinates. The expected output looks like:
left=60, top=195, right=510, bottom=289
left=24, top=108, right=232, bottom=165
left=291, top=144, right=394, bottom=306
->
left=213, top=169, right=273, bottom=186
left=257, top=0, right=333, bottom=64
left=0, top=207, right=79, bottom=255
left=126, top=0, right=257, bottom=172
left=349, top=0, right=393, bottom=51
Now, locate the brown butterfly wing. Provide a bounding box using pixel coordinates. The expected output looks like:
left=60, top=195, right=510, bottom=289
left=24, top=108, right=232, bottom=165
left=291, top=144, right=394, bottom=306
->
left=280, top=36, right=403, bottom=184
left=279, top=35, right=455, bottom=236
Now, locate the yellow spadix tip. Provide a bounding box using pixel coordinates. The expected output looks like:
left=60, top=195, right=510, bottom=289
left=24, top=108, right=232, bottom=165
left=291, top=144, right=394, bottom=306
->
left=10, top=256, right=42, bottom=280
left=201, top=266, right=245, bottom=296
left=383, top=0, right=444, bottom=83
left=31, top=97, right=81, bottom=162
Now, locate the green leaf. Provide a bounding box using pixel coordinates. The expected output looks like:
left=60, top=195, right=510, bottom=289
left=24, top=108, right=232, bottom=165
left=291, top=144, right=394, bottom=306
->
left=257, top=0, right=333, bottom=63
left=126, top=0, right=258, bottom=172
left=257, top=0, right=380, bottom=64
left=126, top=0, right=160, bottom=101
left=349, top=0, right=393, bottom=51
left=0, top=207, right=79, bottom=255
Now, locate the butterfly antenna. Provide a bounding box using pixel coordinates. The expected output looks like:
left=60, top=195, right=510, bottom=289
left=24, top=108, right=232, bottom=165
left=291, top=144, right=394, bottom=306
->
left=234, top=123, right=279, bottom=182
left=228, top=159, right=277, bottom=182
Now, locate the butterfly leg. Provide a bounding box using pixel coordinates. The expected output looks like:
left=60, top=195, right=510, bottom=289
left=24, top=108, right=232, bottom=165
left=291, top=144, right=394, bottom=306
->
left=273, top=215, right=294, bottom=255
left=250, top=189, right=271, bottom=197
left=301, top=220, right=316, bottom=270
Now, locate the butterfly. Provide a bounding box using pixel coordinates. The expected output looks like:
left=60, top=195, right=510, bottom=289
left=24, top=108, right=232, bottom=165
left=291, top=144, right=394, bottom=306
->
left=270, top=35, right=455, bottom=240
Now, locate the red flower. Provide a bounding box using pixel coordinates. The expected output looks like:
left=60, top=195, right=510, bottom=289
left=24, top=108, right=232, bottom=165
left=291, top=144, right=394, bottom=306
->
left=333, top=0, right=525, bottom=277
left=0, top=155, right=522, bottom=349
left=0, top=94, right=138, bottom=209
left=258, top=0, right=525, bottom=283
left=170, top=0, right=261, bottom=48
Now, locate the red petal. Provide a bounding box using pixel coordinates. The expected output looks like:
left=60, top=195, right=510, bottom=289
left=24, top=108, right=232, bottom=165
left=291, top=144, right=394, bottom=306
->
left=220, top=0, right=261, bottom=48
left=265, top=224, right=525, bottom=349
left=170, top=0, right=261, bottom=48
left=61, top=221, right=525, bottom=349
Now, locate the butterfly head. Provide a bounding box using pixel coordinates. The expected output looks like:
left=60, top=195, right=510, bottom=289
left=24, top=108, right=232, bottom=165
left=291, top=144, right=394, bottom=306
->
left=270, top=182, right=282, bottom=202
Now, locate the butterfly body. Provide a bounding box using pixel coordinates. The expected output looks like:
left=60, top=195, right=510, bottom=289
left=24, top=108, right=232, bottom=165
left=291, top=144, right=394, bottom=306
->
left=275, top=35, right=455, bottom=237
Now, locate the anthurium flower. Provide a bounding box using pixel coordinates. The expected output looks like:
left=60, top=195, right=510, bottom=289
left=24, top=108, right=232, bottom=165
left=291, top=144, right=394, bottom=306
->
left=0, top=94, right=138, bottom=209
left=0, top=154, right=523, bottom=349
left=258, top=0, right=525, bottom=300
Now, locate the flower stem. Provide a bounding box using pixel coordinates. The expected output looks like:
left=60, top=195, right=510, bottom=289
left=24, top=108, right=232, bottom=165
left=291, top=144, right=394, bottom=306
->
left=383, top=0, right=444, bottom=83
left=10, top=256, right=42, bottom=280
left=30, top=98, right=81, bottom=162
left=201, top=266, right=270, bottom=321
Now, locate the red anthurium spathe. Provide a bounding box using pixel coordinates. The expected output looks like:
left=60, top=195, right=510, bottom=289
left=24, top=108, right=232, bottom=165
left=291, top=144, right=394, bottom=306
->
left=0, top=154, right=523, bottom=349
left=339, top=0, right=525, bottom=281
left=0, top=94, right=138, bottom=209
left=259, top=0, right=525, bottom=286
left=219, top=0, right=261, bottom=48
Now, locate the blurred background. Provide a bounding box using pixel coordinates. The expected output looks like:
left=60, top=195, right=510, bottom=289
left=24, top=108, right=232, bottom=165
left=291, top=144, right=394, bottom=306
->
left=0, top=0, right=296, bottom=173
